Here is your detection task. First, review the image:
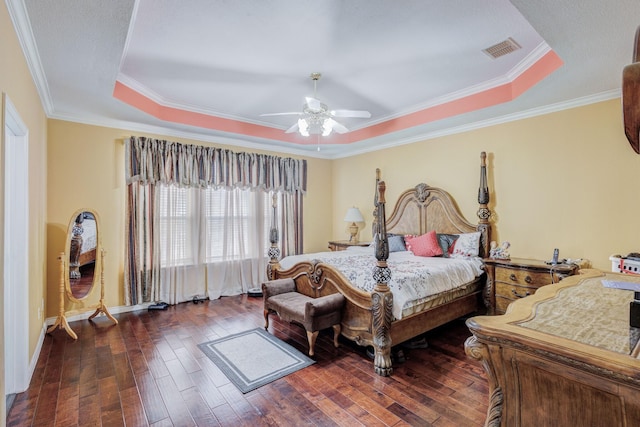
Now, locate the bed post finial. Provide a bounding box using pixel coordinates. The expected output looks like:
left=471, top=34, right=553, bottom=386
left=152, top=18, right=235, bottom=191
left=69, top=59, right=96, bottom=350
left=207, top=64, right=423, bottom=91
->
left=478, top=152, right=489, bottom=207
left=372, top=179, right=393, bottom=376
left=267, top=193, right=281, bottom=280
left=372, top=168, right=381, bottom=237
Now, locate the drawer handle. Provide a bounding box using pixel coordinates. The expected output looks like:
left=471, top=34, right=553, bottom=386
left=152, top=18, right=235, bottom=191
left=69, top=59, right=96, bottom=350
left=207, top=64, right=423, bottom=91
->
left=512, top=289, right=531, bottom=298
left=509, top=273, right=517, bottom=281
left=524, top=275, right=532, bottom=284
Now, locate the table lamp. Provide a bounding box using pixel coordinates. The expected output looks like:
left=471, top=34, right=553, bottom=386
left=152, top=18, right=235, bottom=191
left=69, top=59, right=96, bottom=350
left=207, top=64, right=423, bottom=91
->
left=344, top=207, right=364, bottom=243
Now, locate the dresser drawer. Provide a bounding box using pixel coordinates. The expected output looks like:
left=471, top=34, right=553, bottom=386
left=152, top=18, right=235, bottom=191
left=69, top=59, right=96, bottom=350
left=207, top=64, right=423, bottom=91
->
left=495, top=267, right=553, bottom=288
left=495, top=282, right=537, bottom=314
left=495, top=281, right=536, bottom=300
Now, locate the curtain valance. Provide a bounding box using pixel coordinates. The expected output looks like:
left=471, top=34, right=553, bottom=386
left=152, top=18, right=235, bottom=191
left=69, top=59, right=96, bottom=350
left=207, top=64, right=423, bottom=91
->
left=125, top=136, right=307, bottom=194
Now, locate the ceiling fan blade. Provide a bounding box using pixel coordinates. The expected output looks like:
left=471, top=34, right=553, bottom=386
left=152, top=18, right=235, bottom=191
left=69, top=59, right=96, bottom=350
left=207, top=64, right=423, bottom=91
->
left=330, top=109, right=371, bottom=118
left=304, top=97, right=323, bottom=112
left=284, top=122, right=299, bottom=133
left=260, top=112, right=302, bottom=117
left=326, top=118, right=349, bottom=134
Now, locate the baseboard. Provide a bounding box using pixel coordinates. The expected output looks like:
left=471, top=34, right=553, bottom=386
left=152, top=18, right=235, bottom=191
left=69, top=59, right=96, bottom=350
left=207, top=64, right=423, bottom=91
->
left=44, top=302, right=152, bottom=326
left=31, top=323, right=46, bottom=371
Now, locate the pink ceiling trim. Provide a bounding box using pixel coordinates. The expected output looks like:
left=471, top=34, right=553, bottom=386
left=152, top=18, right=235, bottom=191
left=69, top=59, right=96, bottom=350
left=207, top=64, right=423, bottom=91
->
left=341, top=50, right=563, bottom=144
left=113, top=50, right=562, bottom=146
left=113, top=81, right=311, bottom=144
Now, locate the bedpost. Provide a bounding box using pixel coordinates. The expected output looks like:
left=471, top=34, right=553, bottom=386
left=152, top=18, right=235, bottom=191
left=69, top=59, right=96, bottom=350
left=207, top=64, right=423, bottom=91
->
left=477, top=151, right=491, bottom=256
left=477, top=152, right=493, bottom=310
left=371, top=179, right=393, bottom=376
left=267, top=193, right=281, bottom=280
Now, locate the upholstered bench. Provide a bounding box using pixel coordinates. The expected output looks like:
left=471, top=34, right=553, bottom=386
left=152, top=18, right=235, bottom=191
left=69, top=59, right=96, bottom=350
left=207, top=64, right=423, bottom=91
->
left=262, top=278, right=345, bottom=356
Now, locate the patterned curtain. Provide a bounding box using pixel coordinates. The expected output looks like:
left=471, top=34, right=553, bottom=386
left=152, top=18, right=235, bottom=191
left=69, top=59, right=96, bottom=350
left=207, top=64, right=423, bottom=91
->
left=124, top=136, right=306, bottom=305
left=280, top=191, right=304, bottom=257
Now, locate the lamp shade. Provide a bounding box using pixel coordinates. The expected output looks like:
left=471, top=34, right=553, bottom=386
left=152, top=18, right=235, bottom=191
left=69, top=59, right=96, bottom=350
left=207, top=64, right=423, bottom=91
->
left=344, top=207, right=364, bottom=223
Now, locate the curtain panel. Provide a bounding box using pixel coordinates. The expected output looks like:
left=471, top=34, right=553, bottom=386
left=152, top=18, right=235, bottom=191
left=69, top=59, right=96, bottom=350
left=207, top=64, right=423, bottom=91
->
left=124, top=136, right=306, bottom=306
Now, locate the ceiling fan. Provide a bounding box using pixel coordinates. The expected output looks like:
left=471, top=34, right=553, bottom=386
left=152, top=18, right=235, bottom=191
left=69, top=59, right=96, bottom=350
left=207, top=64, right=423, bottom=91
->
left=261, top=73, right=371, bottom=137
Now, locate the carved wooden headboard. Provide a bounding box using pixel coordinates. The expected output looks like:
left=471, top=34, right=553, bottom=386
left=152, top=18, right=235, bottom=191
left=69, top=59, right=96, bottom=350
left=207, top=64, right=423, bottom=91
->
left=376, top=152, right=491, bottom=257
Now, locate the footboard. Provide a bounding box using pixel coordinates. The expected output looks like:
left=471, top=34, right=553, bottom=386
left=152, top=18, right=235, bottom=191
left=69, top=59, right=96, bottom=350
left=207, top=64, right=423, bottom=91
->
left=271, top=260, right=485, bottom=351
left=271, top=260, right=377, bottom=347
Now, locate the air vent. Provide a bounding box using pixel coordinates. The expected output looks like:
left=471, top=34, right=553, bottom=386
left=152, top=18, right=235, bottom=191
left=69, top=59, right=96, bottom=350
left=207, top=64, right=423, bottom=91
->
left=483, top=37, right=521, bottom=59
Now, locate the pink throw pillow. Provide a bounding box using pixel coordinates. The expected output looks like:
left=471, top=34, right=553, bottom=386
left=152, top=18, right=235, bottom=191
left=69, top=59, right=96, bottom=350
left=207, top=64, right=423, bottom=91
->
left=404, top=230, right=443, bottom=257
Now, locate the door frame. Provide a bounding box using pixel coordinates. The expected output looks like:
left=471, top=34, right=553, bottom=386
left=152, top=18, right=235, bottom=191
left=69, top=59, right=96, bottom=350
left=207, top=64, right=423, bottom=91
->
left=3, top=93, right=30, bottom=395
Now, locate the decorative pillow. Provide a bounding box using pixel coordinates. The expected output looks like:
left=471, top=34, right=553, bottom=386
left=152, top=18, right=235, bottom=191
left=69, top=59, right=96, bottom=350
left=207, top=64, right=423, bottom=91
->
left=436, top=233, right=459, bottom=258
left=451, top=232, right=481, bottom=258
left=388, top=234, right=407, bottom=252
left=370, top=233, right=407, bottom=252
left=404, top=230, right=443, bottom=257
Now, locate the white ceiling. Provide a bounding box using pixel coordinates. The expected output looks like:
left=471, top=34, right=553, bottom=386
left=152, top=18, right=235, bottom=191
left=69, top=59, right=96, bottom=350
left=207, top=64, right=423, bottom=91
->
left=8, top=0, right=640, bottom=158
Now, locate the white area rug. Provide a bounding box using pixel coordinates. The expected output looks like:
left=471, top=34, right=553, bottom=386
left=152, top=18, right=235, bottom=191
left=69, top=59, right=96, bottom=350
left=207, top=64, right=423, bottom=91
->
left=198, top=328, right=315, bottom=393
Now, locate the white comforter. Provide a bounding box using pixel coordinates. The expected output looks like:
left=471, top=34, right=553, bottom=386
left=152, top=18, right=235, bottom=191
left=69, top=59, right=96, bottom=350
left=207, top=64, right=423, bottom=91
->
left=279, top=246, right=484, bottom=319
left=81, top=218, right=97, bottom=254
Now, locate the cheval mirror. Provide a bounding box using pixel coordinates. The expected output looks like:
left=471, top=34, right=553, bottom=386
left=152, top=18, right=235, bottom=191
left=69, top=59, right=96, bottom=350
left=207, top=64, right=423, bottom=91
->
left=47, top=208, right=117, bottom=339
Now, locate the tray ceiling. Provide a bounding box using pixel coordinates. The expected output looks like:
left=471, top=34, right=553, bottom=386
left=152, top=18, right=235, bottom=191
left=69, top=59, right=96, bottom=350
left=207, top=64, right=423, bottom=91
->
left=9, top=0, right=639, bottom=157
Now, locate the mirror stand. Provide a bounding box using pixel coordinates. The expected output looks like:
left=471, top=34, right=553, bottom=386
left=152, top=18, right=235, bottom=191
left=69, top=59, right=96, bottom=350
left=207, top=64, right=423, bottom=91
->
left=88, top=248, right=118, bottom=324
left=47, top=252, right=78, bottom=339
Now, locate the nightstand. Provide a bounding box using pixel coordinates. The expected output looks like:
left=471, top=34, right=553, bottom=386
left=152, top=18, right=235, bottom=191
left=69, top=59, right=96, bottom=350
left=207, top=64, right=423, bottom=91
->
left=484, top=258, right=579, bottom=315
left=327, top=240, right=371, bottom=251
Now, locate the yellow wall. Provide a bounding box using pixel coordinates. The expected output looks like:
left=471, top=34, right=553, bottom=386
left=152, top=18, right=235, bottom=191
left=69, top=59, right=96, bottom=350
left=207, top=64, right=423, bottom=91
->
left=333, top=98, right=639, bottom=271
left=1, top=0, right=49, bottom=418
left=46, top=121, right=333, bottom=316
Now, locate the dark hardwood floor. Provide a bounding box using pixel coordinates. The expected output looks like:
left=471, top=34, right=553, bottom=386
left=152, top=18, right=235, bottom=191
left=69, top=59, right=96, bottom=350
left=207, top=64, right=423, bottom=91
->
left=8, top=294, right=488, bottom=426
left=68, top=263, right=95, bottom=299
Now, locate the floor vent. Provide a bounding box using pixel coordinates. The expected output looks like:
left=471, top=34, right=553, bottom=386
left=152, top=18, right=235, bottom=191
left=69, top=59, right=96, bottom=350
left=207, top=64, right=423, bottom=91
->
left=483, top=37, right=521, bottom=59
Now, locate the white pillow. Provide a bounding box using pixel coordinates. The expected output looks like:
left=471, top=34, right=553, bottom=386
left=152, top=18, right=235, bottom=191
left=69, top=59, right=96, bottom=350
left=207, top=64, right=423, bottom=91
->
left=451, top=232, right=481, bottom=258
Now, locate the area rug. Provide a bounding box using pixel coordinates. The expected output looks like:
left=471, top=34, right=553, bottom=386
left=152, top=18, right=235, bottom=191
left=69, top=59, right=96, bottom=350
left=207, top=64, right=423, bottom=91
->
left=198, top=328, right=315, bottom=393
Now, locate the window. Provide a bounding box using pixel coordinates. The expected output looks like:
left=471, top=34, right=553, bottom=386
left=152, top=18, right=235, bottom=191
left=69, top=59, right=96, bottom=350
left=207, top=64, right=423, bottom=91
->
left=158, top=185, right=274, bottom=267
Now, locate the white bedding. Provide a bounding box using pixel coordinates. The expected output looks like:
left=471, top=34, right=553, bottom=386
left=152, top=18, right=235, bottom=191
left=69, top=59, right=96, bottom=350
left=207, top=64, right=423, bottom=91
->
left=279, top=246, right=484, bottom=319
left=81, top=218, right=97, bottom=254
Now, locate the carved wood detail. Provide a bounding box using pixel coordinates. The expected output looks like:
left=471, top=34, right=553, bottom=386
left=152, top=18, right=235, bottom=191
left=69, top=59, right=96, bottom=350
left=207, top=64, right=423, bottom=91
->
left=465, top=335, right=503, bottom=427
left=270, top=152, right=492, bottom=375
left=466, top=270, right=640, bottom=426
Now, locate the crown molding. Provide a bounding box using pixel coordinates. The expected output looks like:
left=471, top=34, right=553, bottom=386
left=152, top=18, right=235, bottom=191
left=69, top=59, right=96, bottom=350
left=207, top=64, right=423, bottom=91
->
left=6, top=0, right=54, bottom=115
left=332, top=89, right=621, bottom=159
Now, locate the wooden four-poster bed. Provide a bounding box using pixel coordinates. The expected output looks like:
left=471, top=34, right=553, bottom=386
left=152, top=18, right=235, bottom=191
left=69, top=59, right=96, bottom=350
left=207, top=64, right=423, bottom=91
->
left=267, top=152, right=492, bottom=376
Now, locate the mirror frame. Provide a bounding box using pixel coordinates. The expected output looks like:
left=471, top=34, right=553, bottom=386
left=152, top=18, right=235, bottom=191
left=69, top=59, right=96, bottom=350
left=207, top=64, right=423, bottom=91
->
left=64, top=208, right=101, bottom=303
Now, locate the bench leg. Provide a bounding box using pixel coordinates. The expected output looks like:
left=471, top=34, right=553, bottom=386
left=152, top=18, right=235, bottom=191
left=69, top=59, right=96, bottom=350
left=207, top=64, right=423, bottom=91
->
left=306, top=330, right=319, bottom=356
left=263, top=309, right=270, bottom=330
left=332, top=324, right=341, bottom=348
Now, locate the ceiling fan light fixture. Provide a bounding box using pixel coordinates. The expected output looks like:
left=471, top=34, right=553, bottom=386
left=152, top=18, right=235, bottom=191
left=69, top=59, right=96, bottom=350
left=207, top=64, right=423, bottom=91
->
left=322, top=119, right=333, bottom=136
left=298, top=118, right=310, bottom=136
left=263, top=73, right=370, bottom=137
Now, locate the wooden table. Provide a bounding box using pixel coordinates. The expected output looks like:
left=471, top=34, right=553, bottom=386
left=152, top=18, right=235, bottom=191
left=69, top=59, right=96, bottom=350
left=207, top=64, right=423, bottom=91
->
left=327, top=240, right=370, bottom=251
left=465, top=269, right=640, bottom=427
left=484, top=258, right=579, bottom=315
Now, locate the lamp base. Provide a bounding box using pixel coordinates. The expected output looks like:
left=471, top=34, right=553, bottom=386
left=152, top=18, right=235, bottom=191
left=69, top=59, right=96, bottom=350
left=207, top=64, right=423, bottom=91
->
left=349, top=223, right=359, bottom=243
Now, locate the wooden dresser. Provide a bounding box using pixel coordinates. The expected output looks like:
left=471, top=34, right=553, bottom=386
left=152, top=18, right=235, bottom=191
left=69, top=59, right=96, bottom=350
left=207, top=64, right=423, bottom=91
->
left=484, top=258, right=578, bottom=315
left=466, top=270, right=640, bottom=427
left=327, top=240, right=370, bottom=251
